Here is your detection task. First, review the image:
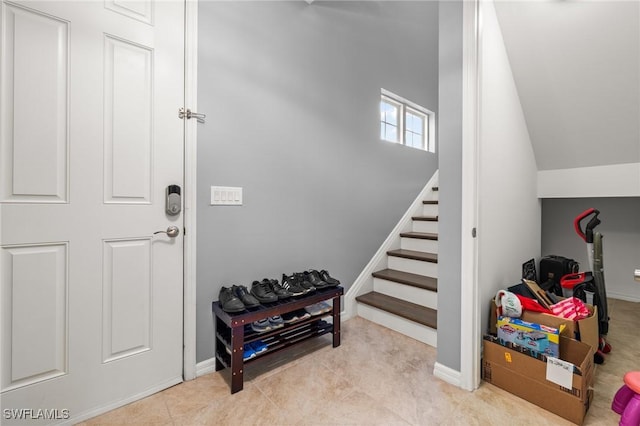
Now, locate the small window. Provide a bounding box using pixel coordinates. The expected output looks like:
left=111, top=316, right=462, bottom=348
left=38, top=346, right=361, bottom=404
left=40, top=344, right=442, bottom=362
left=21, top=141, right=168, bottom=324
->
left=380, top=89, right=435, bottom=152
left=380, top=97, right=401, bottom=143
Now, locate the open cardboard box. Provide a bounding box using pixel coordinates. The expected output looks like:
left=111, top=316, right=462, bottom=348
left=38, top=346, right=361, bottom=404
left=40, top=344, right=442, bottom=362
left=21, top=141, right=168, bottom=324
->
left=483, top=335, right=594, bottom=425
left=490, top=299, right=599, bottom=353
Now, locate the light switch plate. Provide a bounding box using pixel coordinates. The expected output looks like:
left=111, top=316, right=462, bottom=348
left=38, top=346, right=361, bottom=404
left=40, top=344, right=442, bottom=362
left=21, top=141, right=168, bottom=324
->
left=211, top=186, right=242, bottom=206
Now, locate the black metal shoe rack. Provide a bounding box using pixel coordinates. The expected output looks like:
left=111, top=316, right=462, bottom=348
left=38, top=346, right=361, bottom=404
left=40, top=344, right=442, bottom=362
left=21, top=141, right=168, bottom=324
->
left=212, top=286, right=343, bottom=394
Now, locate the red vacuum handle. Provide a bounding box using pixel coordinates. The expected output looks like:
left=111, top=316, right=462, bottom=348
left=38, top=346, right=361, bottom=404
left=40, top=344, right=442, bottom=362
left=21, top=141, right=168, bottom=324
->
left=574, top=208, right=600, bottom=243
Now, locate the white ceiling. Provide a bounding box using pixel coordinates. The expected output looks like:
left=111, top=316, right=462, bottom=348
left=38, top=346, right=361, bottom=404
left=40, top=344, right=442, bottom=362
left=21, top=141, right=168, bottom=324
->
left=494, top=1, right=640, bottom=171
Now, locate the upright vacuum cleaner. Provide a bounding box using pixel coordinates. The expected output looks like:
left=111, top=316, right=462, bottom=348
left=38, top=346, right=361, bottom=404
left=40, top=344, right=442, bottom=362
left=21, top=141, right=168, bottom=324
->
left=573, top=208, right=611, bottom=355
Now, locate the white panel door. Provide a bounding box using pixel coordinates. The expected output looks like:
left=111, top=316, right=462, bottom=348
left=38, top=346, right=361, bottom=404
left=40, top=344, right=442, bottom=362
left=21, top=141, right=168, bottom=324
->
left=0, top=0, right=184, bottom=423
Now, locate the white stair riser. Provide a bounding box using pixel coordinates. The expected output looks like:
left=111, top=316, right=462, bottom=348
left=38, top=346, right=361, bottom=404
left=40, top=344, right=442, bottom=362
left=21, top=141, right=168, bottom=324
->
left=373, top=278, right=437, bottom=310
left=422, top=204, right=439, bottom=217
left=401, top=237, right=438, bottom=253
left=388, top=256, right=438, bottom=278
left=357, top=304, right=437, bottom=347
left=412, top=220, right=438, bottom=234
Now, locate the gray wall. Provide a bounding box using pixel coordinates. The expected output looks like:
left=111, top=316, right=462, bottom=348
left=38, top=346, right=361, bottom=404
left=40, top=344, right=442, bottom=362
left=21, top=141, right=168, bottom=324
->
left=436, top=0, right=463, bottom=372
left=542, top=198, right=640, bottom=302
left=196, top=1, right=439, bottom=362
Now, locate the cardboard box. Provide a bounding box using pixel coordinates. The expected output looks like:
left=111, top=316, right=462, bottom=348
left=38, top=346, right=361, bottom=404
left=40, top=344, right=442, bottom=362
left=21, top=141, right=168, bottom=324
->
left=497, top=316, right=563, bottom=358
left=482, top=335, right=594, bottom=425
left=523, top=305, right=599, bottom=354
left=490, top=300, right=599, bottom=353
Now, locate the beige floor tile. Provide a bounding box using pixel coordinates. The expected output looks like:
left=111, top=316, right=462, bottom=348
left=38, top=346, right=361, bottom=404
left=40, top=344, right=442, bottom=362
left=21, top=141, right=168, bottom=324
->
left=255, top=355, right=356, bottom=417
left=161, top=371, right=230, bottom=419
left=81, top=392, right=172, bottom=425
left=304, top=389, right=411, bottom=425
left=171, top=383, right=282, bottom=426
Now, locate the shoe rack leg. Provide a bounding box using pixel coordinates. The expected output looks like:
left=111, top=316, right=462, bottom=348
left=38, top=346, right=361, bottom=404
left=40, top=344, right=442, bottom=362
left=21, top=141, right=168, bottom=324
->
left=332, top=296, right=341, bottom=348
left=230, top=325, right=245, bottom=394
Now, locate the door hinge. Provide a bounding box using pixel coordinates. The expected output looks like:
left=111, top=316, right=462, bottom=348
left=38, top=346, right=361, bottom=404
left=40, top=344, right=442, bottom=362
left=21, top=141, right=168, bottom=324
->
left=179, top=108, right=206, bottom=123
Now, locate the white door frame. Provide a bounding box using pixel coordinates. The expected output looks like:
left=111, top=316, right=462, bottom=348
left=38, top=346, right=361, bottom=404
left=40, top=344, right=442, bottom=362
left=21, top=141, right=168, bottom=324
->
left=183, top=0, right=198, bottom=381
left=460, top=0, right=481, bottom=391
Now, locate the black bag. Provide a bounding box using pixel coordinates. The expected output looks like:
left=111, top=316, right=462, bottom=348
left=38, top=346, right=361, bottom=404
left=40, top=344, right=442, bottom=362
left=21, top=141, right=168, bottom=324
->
left=539, top=255, right=579, bottom=296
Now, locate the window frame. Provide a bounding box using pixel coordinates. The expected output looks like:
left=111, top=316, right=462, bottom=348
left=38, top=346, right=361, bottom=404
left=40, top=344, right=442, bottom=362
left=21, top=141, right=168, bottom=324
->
left=380, top=88, right=435, bottom=153
left=380, top=95, right=403, bottom=144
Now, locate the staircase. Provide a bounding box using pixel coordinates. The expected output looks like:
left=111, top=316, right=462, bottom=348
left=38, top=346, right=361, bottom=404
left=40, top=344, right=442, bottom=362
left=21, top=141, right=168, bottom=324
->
left=354, top=182, right=439, bottom=347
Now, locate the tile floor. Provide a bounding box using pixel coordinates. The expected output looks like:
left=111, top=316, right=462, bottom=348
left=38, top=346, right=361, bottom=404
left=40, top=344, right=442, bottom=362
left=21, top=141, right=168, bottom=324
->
left=80, top=298, right=638, bottom=425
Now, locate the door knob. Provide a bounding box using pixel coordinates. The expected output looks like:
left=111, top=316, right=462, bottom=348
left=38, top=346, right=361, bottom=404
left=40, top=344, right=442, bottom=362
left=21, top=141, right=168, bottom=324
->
left=154, top=226, right=180, bottom=238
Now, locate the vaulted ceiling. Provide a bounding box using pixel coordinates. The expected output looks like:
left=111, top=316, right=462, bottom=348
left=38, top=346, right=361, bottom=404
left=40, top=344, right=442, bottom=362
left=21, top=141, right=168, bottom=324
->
left=494, top=1, right=639, bottom=171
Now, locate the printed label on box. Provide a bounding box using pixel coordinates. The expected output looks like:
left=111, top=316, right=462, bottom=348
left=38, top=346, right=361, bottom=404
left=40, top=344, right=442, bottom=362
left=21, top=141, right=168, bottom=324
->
left=546, top=357, right=573, bottom=389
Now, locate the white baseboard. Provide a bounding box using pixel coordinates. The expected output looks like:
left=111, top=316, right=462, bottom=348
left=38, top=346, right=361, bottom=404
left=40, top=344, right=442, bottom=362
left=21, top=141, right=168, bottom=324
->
left=433, top=362, right=462, bottom=388
left=607, top=292, right=640, bottom=303
left=196, top=357, right=217, bottom=377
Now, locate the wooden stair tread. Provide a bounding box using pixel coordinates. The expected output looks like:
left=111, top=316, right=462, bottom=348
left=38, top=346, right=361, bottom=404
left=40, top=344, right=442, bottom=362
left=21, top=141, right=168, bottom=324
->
left=412, top=215, right=438, bottom=221
left=422, top=200, right=438, bottom=205
left=372, top=268, right=437, bottom=292
left=387, top=249, right=437, bottom=263
left=356, top=291, right=437, bottom=329
left=399, top=231, right=438, bottom=241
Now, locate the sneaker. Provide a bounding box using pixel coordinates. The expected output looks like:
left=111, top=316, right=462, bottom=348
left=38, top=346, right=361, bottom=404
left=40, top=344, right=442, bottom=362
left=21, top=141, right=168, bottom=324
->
left=269, top=315, right=285, bottom=329
left=304, top=270, right=329, bottom=288
left=219, top=286, right=245, bottom=313
left=281, top=311, right=299, bottom=324
left=305, top=303, right=324, bottom=316
left=316, top=301, right=332, bottom=314
left=282, top=309, right=311, bottom=324
left=233, top=285, right=260, bottom=308
left=281, top=274, right=307, bottom=296
left=294, top=272, right=316, bottom=293
left=320, top=270, right=340, bottom=286
left=265, top=278, right=292, bottom=300
left=242, top=343, right=256, bottom=361
left=251, top=340, right=268, bottom=354
left=226, top=344, right=256, bottom=361
left=251, top=318, right=272, bottom=333
left=296, top=309, right=312, bottom=321
left=251, top=280, right=278, bottom=303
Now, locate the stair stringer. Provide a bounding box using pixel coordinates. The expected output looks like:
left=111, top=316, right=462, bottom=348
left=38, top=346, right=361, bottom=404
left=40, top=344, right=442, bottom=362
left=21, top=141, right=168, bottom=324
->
left=343, top=170, right=439, bottom=319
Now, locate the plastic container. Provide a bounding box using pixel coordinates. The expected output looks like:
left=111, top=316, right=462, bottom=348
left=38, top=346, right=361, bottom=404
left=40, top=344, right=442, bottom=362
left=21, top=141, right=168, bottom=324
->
left=560, top=272, right=591, bottom=298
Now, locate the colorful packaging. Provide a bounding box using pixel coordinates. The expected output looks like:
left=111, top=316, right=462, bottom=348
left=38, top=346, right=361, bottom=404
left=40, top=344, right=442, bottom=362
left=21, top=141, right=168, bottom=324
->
left=497, top=316, right=564, bottom=358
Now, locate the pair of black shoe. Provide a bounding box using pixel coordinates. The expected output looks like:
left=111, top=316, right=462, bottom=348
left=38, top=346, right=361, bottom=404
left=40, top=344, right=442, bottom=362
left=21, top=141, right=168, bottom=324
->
left=250, top=278, right=291, bottom=303
left=317, top=270, right=341, bottom=287
left=281, top=270, right=340, bottom=297
left=219, top=285, right=261, bottom=313
left=303, top=269, right=340, bottom=289
left=281, top=273, right=312, bottom=297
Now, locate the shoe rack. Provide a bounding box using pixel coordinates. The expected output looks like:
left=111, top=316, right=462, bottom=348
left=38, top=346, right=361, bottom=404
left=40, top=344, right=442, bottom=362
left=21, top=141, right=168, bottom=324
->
left=212, top=286, right=343, bottom=394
